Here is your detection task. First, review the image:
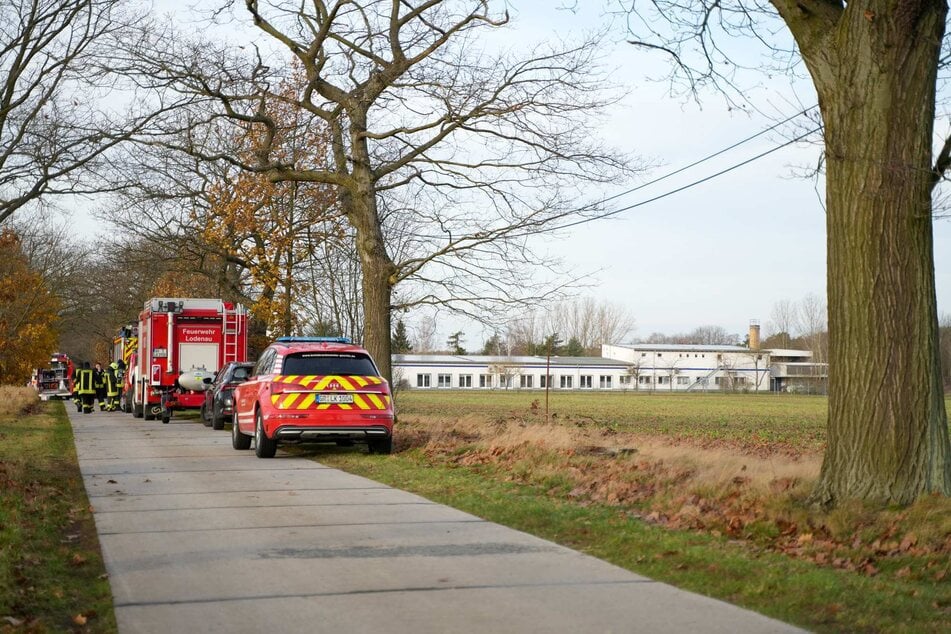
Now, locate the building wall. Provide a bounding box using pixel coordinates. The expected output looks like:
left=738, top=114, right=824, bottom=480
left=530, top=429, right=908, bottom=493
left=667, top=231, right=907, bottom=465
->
left=600, top=344, right=771, bottom=392
left=393, top=346, right=773, bottom=393
left=393, top=360, right=633, bottom=391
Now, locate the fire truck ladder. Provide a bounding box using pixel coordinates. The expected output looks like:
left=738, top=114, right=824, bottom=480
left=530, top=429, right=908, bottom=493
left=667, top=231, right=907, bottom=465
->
left=222, top=307, right=241, bottom=364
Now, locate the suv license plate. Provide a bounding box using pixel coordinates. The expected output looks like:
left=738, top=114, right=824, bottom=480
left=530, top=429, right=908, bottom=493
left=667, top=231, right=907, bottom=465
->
left=318, top=393, right=354, bottom=404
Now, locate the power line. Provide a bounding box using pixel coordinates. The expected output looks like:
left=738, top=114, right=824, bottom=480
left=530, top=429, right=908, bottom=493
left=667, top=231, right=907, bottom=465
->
left=408, top=107, right=821, bottom=242
left=596, top=106, right=818, bottom=207
left=533, top=124, right=823, bottom=236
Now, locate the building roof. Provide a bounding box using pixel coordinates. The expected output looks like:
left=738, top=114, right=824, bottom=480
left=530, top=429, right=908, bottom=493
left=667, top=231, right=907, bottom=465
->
left=611, top=343, right=752, bottom=353
left=393, top=354, right=630, bottom=368
left=764, top=349, right=813, bottom=358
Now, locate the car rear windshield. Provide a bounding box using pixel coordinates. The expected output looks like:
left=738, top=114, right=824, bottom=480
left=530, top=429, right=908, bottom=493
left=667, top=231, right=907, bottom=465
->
left=280, top=352, right=378, bottom=377
left=231, top=366, right=252, bottom=381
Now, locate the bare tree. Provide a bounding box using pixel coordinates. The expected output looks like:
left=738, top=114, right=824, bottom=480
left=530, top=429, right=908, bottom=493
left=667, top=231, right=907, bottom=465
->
left=796, top=293, right=827, bottom=365
left=625, top=361, right=643, bottom=391
left=488, top=362, right=517, bottom=389
left=659, top=356, right=681, bottom=391
left=555, top=297, right=636, bottom=354
left=624, top=1, right=951, bottom=506
left=118, top=1, right=633, bottom=382
left=412, top=314, right=438, bottom=354
left=767, top=299, right=796, bottom=349
left=0, top=0, right=171, bottom=225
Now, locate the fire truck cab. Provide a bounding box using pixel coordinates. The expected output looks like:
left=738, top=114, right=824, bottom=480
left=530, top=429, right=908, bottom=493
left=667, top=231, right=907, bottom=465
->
left=131, top=298, right=248, bottom=423
left=113, top=324, right=137, bottom=413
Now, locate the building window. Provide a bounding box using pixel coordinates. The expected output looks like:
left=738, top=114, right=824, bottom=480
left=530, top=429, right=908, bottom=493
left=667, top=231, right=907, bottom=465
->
left=580, top=375, right=592, bottom=388
left=479, top=374, right=492, bottom=388
left=539, top=374, right=554, bottom=388
left=498, top=374, right=512, bottom=389
left=641, top=352, right=647, bottom=358
left=437, top=373, right=451, bottom=388
left=658, top=376, right=669, bottom=385
left=599, top=375, right=612, bottom=389
left=677, top=376, right=690, bottom=385
left=560, top=375, right=573, bottom=388
left=417, top=374, right=431, bottom=388
left=520, top=375, right=533, bottom=388
left=619, top=375, right=631, bottom=385
left=639, top=376, right=652, bottom=385
left=734, top=376, right=748, bottom=386
left=459, top=374, right=472, bottom=388
left=657, top=353, right=663, bottom=358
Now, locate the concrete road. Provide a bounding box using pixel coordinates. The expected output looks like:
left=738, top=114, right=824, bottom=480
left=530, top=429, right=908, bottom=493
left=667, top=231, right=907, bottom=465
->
left=68, top=409, right=803, bottom=634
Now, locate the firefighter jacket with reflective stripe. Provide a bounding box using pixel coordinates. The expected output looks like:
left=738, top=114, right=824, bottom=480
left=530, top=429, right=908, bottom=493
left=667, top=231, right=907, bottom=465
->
left=77, top=369, right=95, bottom=395
left=93, top=369, right=105, bottom=389
left=105, top=369, right=119, bottom=397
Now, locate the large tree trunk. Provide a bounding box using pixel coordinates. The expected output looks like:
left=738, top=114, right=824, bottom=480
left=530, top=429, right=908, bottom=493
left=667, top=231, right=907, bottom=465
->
left=344, top=168, right=396, bottom=384
left=782, top=1, right=951, bottom=506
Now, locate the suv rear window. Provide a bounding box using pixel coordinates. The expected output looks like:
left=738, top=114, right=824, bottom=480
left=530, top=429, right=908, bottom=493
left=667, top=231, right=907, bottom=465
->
left=281, top=352, right=379, bottom=377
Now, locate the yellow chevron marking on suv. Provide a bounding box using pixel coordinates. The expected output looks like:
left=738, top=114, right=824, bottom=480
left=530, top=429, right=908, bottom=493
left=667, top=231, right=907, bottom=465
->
left=367, top=394, right=383, bottom=409
left=353, top=395, right=370, bottom=410
left=296, top=393, right=316, bottom=409
left=281, top=393, right=300, bottom=409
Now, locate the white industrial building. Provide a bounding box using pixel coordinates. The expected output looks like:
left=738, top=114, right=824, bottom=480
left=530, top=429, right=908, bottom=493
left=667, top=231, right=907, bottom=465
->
left=393, top=325, right=828, bottom=393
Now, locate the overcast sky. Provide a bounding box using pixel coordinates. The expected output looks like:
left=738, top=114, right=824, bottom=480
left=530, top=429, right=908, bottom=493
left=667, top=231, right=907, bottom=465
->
left=72, top=1, right=951, bottom=344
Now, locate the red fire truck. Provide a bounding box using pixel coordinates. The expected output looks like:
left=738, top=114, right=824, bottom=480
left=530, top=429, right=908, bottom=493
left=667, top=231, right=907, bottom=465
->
left=131, top=298, right=248, bottom=423
left=32, top=353, right=75, bottom=401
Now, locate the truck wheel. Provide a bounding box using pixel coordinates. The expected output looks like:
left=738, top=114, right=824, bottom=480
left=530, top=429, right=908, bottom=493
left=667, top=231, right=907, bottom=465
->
left=368, top=435, right=393, bottom=455
left=133, top=402, right=143, bottom=418
left=254, top=410, right=277, bottom=458
left=232, top=415, right=251, bottom=450
left=144, top=407, right=155, bottom=421
left=200, top=403, right=211, bottom=427
left=162, top=415, right=170, bottom=424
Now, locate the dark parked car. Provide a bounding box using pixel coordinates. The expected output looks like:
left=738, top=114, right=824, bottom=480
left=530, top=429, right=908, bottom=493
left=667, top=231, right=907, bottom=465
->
left=201, top=362, right=255, bottom=430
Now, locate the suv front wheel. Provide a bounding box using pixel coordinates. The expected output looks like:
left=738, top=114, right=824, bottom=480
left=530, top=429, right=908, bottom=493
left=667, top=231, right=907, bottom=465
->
left=232, top=415, right=251, bottom=450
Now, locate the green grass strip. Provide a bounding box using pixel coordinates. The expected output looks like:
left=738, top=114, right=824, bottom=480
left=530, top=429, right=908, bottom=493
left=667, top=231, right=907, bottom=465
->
left=0, top=400, right=116, bottom=632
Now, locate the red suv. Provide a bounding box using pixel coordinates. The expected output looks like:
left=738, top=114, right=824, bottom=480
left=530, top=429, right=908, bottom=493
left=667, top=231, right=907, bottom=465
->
left=231, top=337, right=394, bottom=458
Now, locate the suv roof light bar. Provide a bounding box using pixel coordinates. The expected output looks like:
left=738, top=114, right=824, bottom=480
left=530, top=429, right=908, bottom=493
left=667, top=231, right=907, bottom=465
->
left=275, top=336, right=353, bottom=344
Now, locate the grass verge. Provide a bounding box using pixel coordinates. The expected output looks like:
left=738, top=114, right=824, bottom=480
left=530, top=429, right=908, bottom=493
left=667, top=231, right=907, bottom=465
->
left=0, top=388, right=115, bottom=633
left=307, top=391, right=949, bottom=632
left=317, top=448, right=948, bottom=633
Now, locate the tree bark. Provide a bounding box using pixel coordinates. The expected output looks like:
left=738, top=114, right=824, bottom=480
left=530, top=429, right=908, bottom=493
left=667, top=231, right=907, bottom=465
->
left=342, top=111, right=397, bottom=383
left=779, top=0, right=951, bottom=505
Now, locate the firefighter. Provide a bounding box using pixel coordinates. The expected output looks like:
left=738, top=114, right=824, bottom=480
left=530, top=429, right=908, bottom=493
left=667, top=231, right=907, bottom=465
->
left=104, top=363, right=120, bottom=412
left=115, top=360, right=126, bottom=410
left=77, top=362, right=96, bottom=414
left=71, top=368, right=82, bottom=412
left=93, top=362, right=107, bottom=411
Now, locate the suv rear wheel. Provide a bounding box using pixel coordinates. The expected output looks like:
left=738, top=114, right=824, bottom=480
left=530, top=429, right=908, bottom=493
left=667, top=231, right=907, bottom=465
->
left=254, top=410, right=277, bottom=458
left=368, top=435, right=393, bottom=455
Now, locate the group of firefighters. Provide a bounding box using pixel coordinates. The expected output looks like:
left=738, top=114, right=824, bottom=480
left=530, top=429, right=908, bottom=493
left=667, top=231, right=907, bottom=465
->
left=72, top=361, right=124, bottom=414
